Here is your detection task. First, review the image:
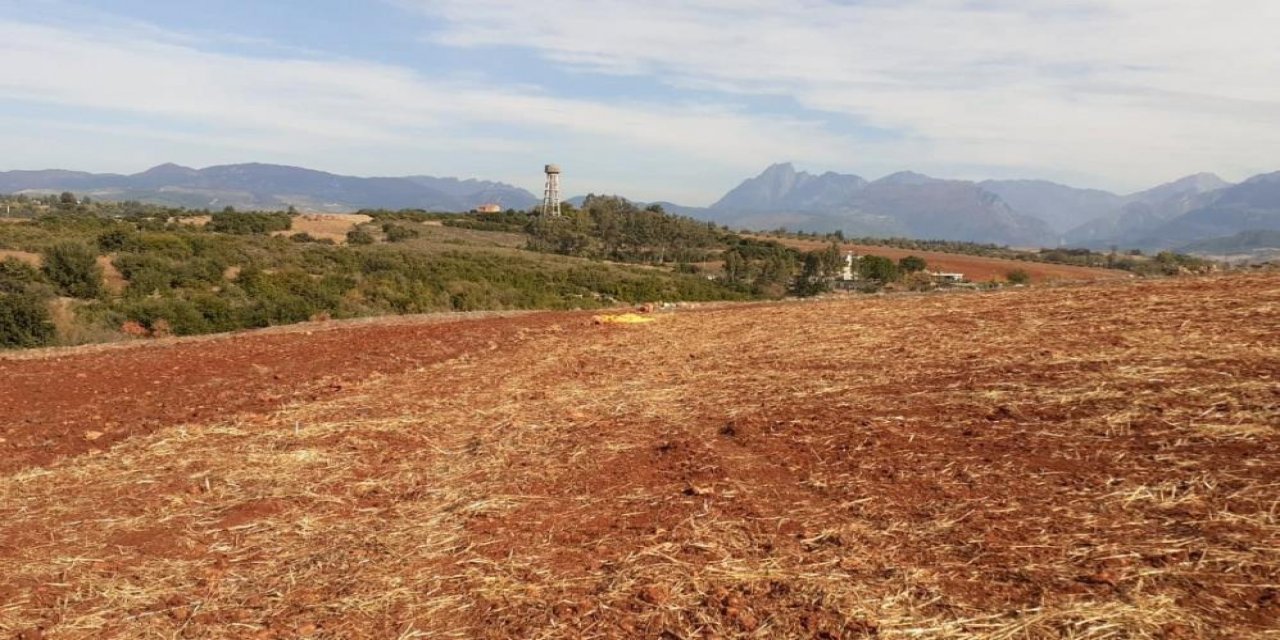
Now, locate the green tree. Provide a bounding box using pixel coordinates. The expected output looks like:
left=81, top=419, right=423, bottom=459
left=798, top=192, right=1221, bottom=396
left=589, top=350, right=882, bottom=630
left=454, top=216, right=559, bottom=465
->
left=58, top=192, right=77, bottom=208
left=0, top=294, right=56, bottom=348
left=859, top=255, right=899, bottom=282
left=42, top=242, right=103, bottom=298
left=898, top=255, right=927, bottom=273
left=1006, top=269, right=1031, bottom=285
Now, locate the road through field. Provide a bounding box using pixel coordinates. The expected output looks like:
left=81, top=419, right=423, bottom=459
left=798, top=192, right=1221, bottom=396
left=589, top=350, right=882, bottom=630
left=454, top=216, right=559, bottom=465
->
left=1, top=275, right=1278, bottom=638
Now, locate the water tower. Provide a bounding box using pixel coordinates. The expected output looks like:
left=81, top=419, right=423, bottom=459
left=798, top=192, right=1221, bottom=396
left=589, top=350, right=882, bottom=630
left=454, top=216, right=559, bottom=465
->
left=541, top=164, right=562, bottom=217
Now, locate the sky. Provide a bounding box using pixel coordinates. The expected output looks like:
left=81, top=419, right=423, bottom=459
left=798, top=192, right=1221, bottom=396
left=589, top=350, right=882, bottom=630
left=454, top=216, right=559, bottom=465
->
left=0, top=0, right=1277, bottom=205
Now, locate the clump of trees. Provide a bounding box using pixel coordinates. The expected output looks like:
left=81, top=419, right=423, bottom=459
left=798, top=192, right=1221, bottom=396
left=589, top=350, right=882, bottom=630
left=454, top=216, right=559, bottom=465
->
left=527, top=196, right=725, bottom=265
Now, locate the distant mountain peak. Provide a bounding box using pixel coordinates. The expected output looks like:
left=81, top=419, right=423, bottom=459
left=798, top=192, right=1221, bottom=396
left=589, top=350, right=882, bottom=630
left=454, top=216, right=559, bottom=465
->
left=141, top=162, right=195, bottom=173
left=763, top=162, right=797, bottom=174
left=1244, top=171, right=1280, bottom=185
left=1166, top=172, right=1230, bottom=191
left=874, top=171, right=937, bottom=186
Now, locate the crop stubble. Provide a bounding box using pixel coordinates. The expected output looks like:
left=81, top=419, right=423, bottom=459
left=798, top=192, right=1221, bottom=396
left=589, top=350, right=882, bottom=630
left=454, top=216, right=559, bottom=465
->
left=0, top=274, right=1277, bottom=638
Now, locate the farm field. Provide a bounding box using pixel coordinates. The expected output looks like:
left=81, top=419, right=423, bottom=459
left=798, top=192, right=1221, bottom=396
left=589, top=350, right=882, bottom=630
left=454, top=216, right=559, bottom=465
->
left=760, top=236, right=1127, bottom=283
left=1, top=274, right=1278, bottom=638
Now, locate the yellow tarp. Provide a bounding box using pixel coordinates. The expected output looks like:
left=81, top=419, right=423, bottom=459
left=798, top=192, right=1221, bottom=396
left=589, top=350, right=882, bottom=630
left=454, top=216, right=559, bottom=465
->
left=592, top=313, right=656, bottom=325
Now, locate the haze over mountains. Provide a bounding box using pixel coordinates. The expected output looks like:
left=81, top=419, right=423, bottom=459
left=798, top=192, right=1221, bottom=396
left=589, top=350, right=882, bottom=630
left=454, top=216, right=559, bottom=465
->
left=699, top=164, right=1280, bottom=254
left=4, top=162, right=1280, bottom=255
left=0, top=163, right=538, bottom=213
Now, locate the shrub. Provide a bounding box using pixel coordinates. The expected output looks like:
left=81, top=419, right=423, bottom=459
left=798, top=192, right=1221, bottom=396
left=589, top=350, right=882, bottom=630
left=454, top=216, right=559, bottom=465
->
left=96, top=228, right=139, bottom=252
left=898, top=255, right=927, bottom=273
left=0, top=293, right=56, bottom=348
left=42, top=242, right=103, bottom=298
left=1006, top=269, right=1031, bottom=285
left=382, top=224, right=420, bottom=243
left=0, top=257, right=45, bottom=295
left=208, top=212, right=292, bottom=235
left=903, top=271, right=934, bottom=291
left=346, top=228, right=376, bottom=245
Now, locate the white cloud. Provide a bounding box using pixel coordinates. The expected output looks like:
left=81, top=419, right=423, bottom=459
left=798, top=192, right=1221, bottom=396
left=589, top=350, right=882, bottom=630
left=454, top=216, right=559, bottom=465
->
left=0, top=18, right=884, bottom=202
left=1, top=2, right=1277, bottom=203
left=409, top=0, right=1280, bottom=191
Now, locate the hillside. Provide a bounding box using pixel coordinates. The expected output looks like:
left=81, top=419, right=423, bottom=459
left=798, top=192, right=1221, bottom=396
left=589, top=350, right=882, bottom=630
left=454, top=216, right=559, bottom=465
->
left=1, top=273, right=1276, bottom=637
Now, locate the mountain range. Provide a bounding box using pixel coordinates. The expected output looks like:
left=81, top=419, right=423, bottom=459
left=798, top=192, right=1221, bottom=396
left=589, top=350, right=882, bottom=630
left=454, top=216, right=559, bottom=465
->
left=701, top=164, right=1280, bottom=254
left=0, top=163, right=538, bottom=213
left=4, top=161, right=1280, bottom=254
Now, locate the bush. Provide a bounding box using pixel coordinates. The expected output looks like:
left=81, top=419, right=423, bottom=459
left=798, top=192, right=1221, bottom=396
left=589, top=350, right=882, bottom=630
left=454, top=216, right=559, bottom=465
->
left=0, top=257, right=45, bottom=294
left=898, top=255, right=927, bottom=273
left=347, top=228, right=376, bottom=245
left=42, top=242, right=103, bottom=298
left=382, top=224, right=420, bottom=242
left=0, top=294, right=56, bottom=348
left=1006, top=269, right=1031, bottom=285
left=96, top=228, right=139, bottom=252
left=208, top=212, right=292, bottom=235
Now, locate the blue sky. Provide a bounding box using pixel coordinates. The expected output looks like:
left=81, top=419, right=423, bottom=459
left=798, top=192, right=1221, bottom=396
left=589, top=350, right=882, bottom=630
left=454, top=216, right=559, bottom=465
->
left=1, top=0, right=1277, bottom=204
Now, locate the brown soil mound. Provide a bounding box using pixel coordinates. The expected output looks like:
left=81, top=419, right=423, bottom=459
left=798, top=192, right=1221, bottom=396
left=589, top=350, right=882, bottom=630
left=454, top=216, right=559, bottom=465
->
left=0, top=275, right=1277, bottom=638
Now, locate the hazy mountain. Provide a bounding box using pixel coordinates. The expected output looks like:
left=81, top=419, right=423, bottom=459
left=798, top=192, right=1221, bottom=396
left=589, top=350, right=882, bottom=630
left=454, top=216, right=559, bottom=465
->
left=0, top=163, right=539, bottom=213
left=711, top=163, right=867, bottom=212
left=1127, top=172, right=1280, bottom=250
left=1063, top=173, right=1232, bottom=248
left=6, top=161, right=1273, bottom=250
left=979, top=180, right=1125, bottom=233
left=403, top=176, right=539, bottom=210
left=707, top=164, right=1056, bottom=246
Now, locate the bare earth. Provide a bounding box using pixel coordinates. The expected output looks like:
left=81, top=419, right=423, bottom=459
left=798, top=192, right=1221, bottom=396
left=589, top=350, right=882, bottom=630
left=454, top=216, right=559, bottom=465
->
left=284, top=214, right=373, bottom=243
left=0, top=274, right=1277, bottom=639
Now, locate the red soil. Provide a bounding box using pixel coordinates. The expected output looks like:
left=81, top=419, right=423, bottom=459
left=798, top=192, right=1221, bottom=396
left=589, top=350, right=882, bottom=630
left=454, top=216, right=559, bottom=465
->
left=0, top=312, right=568, bottom=474
left=0, top=275, right=1277, bottom=638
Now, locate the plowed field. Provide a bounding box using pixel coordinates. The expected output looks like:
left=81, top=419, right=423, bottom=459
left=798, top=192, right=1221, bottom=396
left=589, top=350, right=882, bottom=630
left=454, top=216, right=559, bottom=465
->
left=2, top=274, right=1278, bottom=639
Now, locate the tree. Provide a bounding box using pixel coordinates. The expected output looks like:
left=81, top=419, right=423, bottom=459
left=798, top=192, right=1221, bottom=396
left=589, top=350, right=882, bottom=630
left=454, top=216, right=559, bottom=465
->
left=1006, top=269, right=1031, bottom=285
left=0, top=294, right=56, bottom=349
left=42, top=242, right=103, bottom=299
left=58, top=192, right=77, bottom=207
left=898, top=255, right=927, bottom=273
left=859, top=255, right=899, bottom=282
left=722, top=250, right=746, bottom=283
